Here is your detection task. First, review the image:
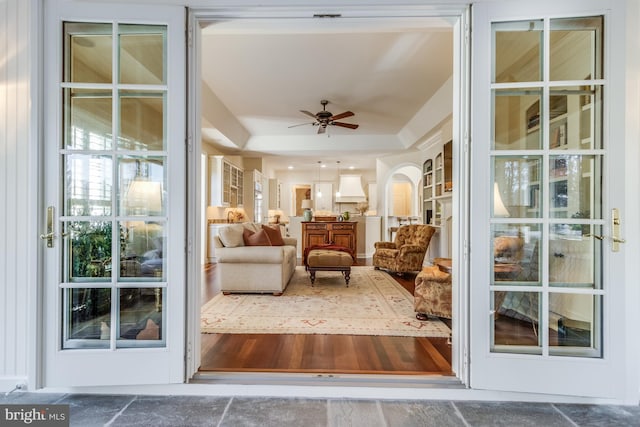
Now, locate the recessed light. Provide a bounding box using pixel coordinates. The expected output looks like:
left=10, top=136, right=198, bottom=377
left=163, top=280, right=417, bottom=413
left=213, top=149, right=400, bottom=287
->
left=321, top=164, right=326, bottom=168
left=349, top=165, right=355, bottom=170
left=288, top=165, right=294, bottom=170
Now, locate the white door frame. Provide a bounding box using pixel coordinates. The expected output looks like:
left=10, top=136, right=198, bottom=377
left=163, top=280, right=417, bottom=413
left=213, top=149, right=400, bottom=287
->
left=185, top=5, right=471, bottom=385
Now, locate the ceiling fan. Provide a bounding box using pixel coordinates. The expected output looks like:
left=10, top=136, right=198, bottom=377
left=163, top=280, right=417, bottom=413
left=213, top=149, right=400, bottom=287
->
left=289, top=100, right=359, bottom=134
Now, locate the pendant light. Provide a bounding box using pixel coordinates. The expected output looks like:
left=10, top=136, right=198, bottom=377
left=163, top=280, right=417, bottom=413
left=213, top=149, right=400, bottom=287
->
left=316, top=161, right=322, bottom=198
left=335, top=161, right=341, bottom=198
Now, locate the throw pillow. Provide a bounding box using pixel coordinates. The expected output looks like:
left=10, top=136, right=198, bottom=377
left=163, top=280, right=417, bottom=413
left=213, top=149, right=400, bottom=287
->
left=243, top=228, right=272, bottom=246
left=261, top=224, right=285, bottom=246
left=136, top=318, right=160, bottom=340
left=218, top=224, right=245, bottom=247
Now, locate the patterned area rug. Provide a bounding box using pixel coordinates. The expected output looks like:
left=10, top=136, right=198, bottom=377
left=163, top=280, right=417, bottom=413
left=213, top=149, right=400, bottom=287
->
left=201, top=266, right=451, bottom=337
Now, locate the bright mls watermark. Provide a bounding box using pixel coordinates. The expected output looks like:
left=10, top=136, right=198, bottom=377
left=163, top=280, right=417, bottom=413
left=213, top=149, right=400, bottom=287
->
left=1, top=405, right=69, bottom=426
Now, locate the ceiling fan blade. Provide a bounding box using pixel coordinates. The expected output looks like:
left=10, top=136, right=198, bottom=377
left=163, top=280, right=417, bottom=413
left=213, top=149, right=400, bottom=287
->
left=300, top=110, right=317, bottom=119
left=317, top=125, right=326, bottom=134
left=288, top=122, right=314, bottom=128
left=330, top=111, right=354, bottom=121
left=332, top=122, right=359, bottom=130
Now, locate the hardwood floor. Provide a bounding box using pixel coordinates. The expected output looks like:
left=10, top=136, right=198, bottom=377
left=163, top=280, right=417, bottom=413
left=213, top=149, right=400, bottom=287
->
left=200, top=261, right=454, bottom=376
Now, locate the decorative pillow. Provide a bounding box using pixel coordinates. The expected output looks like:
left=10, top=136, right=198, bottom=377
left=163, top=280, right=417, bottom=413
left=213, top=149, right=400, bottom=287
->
left=218, top=224, right=245, bottom=247
left=243, top=228, right=272, bottom=246
left=136, top=318, right=160, bottom=340
left=261, top=224, right=285, bottom=246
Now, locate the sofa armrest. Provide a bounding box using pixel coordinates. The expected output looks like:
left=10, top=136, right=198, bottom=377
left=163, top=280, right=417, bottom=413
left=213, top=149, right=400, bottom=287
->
left=282, top=237, right=297, bottom=248
left=374, top=241, right=397, bottom=249
left=216, top=246, right=285, bottom=263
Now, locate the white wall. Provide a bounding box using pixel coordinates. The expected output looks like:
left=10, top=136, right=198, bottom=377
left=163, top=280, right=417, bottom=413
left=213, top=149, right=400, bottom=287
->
left=0, top=0, right=39, bottom=391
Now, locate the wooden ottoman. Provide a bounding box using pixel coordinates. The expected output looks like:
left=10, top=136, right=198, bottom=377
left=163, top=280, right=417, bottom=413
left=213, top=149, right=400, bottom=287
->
left=306, top=249, right=354, bottom=286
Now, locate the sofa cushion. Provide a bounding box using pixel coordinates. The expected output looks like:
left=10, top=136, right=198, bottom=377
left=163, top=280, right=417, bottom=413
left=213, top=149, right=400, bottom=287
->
left=218, top=224, right=245, bottom=248
left=262, top=224, right=285, bottom=246
left=243, top=228, right=272, bottom=246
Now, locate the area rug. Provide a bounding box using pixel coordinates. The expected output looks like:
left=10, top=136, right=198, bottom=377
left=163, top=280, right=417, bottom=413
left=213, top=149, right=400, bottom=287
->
left=201, top=266, right=451, bottom=337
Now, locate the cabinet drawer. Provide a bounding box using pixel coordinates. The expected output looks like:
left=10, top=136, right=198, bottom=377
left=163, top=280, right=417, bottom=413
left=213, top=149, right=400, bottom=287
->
left=305, top=223, right=328, bottom=230
left=330, top=223, right=355, bottom=230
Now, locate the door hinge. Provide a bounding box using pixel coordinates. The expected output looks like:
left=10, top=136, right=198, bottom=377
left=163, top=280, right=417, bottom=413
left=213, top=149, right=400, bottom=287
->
left=186, top=135, right=193, bottom=153
left=187, top=25, right=193, bottom=48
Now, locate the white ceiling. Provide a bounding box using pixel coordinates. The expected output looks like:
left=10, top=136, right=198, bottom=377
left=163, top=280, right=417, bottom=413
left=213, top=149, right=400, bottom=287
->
left=199, top=17, right=454, bottom=172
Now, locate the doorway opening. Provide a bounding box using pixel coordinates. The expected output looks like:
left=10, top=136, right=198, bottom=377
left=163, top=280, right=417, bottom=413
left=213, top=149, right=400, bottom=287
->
left=190, top=10, right=463, bottom=381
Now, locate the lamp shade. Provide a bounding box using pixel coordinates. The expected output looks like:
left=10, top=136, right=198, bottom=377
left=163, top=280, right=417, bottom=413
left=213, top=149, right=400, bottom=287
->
left=301, top=199, right=313, bottom=210
left=493, top=182, right=510, bottom=217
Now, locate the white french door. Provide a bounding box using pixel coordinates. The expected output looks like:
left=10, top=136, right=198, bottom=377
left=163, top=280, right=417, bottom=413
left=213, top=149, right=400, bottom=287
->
left=42, top=0, right=186, bottom=387
left=470, top=0, right=630, bottom=399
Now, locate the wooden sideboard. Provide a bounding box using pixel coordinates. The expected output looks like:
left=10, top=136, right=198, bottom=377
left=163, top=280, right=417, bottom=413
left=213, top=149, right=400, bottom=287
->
left=301, top=221, right=357, bottom=255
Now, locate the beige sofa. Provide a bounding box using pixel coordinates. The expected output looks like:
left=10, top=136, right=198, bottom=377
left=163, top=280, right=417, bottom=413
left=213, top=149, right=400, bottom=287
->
left=213, top=223, right=297, bottom=295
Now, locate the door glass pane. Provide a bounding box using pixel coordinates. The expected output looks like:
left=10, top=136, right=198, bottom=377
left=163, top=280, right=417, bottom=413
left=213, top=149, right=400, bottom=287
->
left=119, top=24, right=165, bottom=85
left=549, top=87, right=602, bottom=150
left=118, top=157, right=165, bottom=216
left=493, top=156, right=542, bottom=218
left=550, top=17, right=603, bottom=81
left=65, top=155, right=113, bottom=216
left=490, top=16, right=604, bottom=358
left=493, top=89, right=542, bottom=150
left=61, top=23, right=168, bottom=350
left=492, top=224, right=541, bottom=285
left=118, top=288, right=164, bottom=346
left=66, top=221, right=113, bottom=282
left=64, top=88, right=113, bottom=150
left=549, top=224, right=602, bottom=289
left=549, top=293, right=601, bottom=357
left=549, top=155, right=601, bottom=219
left=493, top=291, right=541, bottom=353
left=64, top=22, right=112, bottom=84
left=118, top=91, right=165, bottom=151
left=493, top=20, right=543, bottom=83
left=120, top=221, right=166, bottom=280
left=64, top=288, right=111, bottom=348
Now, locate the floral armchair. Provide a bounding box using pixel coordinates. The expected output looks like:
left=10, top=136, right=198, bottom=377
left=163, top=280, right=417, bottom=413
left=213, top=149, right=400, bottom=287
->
left=373, top=224, right=436, bottom=274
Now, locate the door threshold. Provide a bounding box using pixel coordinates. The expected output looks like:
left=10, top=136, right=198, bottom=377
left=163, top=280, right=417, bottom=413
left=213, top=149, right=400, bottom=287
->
left=191, top=371, right=464, bottom=389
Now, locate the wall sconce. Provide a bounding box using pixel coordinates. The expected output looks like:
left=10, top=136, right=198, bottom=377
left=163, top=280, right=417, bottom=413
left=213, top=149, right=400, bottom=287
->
left=316, top=161, right=323, bottom=198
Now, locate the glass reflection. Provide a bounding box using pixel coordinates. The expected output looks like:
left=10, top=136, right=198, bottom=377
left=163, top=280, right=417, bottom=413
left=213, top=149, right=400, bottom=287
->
left=549, top=224, right=602, bottom=289
left=549, top=155, right=600, bottom=219
left=119, top=91, right=165, bottom=151
left=64, top=22, right=112, bottom=84
left=492, top=291, right=541, bottom=353
left=550, top=17, right=603, bottom=81
left=118, top=157, right=165, bottom=217
left=493, top=89, right=541, bottom=150
left=493, top=20, right=543, bottom=83
left=549, top=293, right=600, bottom=357
left=119, top=221, right=165, bottom=280
left=118, top=288, right=163, bottom=344
left=64, top=288, right=111, bottom=348
left=493, top=156, right=542, bottom=218
left=492, top=224, right=541, bottom=285
left=119, top=24, right=166, bottom=85
left=67, top=221, right=113, bottom=282
left=65, top=155, right=113, bottom=216
left=64, top=88, right=113, bottom=150
left=548, top=87, right=602, bottom=150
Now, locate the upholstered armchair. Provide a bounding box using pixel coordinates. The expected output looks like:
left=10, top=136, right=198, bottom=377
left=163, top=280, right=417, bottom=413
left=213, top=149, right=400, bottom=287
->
left=373, top=224, right=436, bottom=274
left=414, top=258, right=452, bottom=320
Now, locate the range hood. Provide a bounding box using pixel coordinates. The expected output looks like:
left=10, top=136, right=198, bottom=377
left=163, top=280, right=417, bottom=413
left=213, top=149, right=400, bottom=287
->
left=336, top=175, right=366, bottom=203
